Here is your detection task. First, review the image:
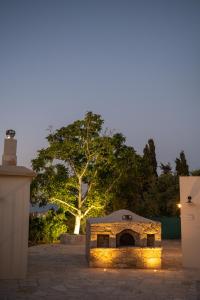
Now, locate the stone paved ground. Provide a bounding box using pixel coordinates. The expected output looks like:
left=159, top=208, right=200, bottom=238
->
left=0, top=240, right=200, bottom=300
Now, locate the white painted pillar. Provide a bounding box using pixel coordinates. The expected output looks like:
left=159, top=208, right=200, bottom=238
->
left=0, top=130, right=35, bottom=279
left=180, top=176, right=200, bottom=269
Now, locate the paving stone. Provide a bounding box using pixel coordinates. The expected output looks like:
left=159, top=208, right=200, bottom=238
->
left=0, top=241, right=199, bottom=299
left=51, top=284, right=67, bottom=292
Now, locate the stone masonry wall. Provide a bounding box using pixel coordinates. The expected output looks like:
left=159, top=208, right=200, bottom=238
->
left=89, top=247, right=162, bottom=269
left=88, top=221, right=161, bottom=249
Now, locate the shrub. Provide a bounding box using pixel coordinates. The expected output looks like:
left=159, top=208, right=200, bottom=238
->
left=29, top=209, right=68, bottom=244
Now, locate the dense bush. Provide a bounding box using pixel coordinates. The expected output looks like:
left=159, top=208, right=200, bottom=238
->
left=29, top=209, right=68, bottom=244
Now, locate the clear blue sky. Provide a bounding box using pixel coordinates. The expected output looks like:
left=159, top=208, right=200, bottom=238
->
left=0, top=0, right=199, bottom=170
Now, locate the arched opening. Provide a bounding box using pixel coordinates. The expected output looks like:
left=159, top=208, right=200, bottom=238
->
left=116, top=229, right=136, bottom=247
left=120, top=233, right=135, bottom=247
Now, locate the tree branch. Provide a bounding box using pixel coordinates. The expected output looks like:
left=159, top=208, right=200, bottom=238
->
left=105, top=171, right=123, bottom=195
left=81, top=169, right=98, bottom=204
left=80, top=161, right=89, bottom=178
left=50, top=197, right=79, bottom=217
left=78, top=177, right=82, bottom=210
left=68, top=159, right=78, bottom=177
left=82, top=204, right=103, bottom=218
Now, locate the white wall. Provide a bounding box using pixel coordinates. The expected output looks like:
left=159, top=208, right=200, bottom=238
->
left=0, top=175, right=31, bottom=279
left=180, top=176, right=200, bottom=269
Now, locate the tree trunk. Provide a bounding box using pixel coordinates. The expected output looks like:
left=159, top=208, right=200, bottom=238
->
left=74, top=215, right=81, bottom=235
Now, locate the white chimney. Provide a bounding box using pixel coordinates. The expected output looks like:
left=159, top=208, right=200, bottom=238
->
left=2, top=129, right=17, bottom=166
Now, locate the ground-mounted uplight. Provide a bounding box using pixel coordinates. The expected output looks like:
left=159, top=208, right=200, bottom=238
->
left=6, top=129, right=16, bottom=139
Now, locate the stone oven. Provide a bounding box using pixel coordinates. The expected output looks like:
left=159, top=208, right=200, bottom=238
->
left=86, top=210, right=162, bottom=269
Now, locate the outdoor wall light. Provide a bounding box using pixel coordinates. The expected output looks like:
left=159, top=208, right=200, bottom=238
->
left=6, top=129, right=16, bottom=139
left=187, top=196, right=192, bottom=203
left=177, top=203, right=182, bottom=209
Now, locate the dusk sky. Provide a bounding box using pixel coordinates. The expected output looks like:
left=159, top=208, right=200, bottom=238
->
left=0, top=0, right=199, bottom=171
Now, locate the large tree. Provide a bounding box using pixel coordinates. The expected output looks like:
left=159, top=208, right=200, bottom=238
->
left=105, top=152, right=145, bottom=215
left=175, top=151, right=189, bottom=176
left=143, top=139, right=158, bottom=177
left=31, top=112, right=133, bottom=234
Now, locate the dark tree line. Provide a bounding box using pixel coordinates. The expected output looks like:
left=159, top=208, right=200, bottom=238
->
left=107, top=140, right=189, bottom=218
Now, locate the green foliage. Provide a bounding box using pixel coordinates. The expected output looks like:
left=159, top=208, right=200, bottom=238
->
left=31, top=112, right=133, bottom=234
left=106, top=153, right=148, bottom=215
left=31, top=164, right=68, bottom=206
left=112, top=172, right=180, bottom=218
left=143, top=139, right=158, bottom=177
left=160, top=163, right=172, bottom=175
left=42, top=209, right=68, bottom=242
left=143, top=174, right=180, bottom=217
left=29, top=216, right=45, bottom=244
left=31, top=112, right=191, bottom=226
left=29, top=209, right=68, bottom=244
left=175, top=151, right=189, bottom=176
left=190, top=169, right=200, bottom=176
left=107, top=140, right=181, bottom=218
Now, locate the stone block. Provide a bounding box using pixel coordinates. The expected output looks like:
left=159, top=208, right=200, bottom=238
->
left=60, top=234, right=86, bottom=245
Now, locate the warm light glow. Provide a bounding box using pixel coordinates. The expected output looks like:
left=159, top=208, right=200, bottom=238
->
left=90, top=248, right=161, bottom=269
left=146, top=258, right=160, bottom=269
left=177, top=203, right=182, bottom=209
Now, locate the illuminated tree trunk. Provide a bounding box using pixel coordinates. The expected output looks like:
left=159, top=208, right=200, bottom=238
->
left=74, top=215, right=81, bottom=235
